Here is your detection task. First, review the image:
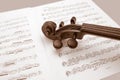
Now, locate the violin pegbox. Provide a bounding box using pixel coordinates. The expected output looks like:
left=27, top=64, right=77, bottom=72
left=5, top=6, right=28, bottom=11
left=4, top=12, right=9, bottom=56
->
left=53, top=17, right=78, bottom=49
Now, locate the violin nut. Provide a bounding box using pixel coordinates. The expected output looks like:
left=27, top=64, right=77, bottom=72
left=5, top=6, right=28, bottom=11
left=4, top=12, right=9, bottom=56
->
left=53, top=40, right=63, bottom=49
left=67, top=38, right=78, bottom=48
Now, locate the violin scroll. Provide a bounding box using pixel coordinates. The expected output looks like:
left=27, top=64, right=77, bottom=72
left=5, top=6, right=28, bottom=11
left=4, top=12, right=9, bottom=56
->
left=42, top=21, right=57, bottom=40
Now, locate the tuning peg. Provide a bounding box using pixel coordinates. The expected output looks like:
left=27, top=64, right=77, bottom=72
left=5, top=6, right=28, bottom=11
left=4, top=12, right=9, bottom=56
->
left=67, top=33, right=78, bottom=48
left=70, top=16, right=76, bottom=24
left=53, top=39, right=63, bottom=49
left=59, top=21, right=64, bottom=28
left=67, top=38, right=78, bottom=48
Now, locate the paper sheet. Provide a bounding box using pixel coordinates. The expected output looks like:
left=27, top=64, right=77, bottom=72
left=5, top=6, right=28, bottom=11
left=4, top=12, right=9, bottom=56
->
left=0, top=8, right=46, bottom=80
left=33, top=0, right=120, bottom=80
left=101, top=72, right=120, bottom=80
left=0, top=0, right=120, bottom=80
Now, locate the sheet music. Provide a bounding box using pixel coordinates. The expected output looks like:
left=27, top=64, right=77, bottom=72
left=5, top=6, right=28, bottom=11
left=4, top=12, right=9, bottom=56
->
left=0, top=8, right=46, bottom=80
left=33, top=0, right=120, bottom=80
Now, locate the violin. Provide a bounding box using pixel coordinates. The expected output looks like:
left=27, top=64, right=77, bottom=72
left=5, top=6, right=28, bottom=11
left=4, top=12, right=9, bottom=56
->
left=42, top=17, right=120, bottom=49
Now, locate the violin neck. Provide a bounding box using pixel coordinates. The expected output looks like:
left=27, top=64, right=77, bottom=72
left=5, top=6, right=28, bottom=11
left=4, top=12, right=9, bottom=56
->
left=81, top=23, right=120, bottom=40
